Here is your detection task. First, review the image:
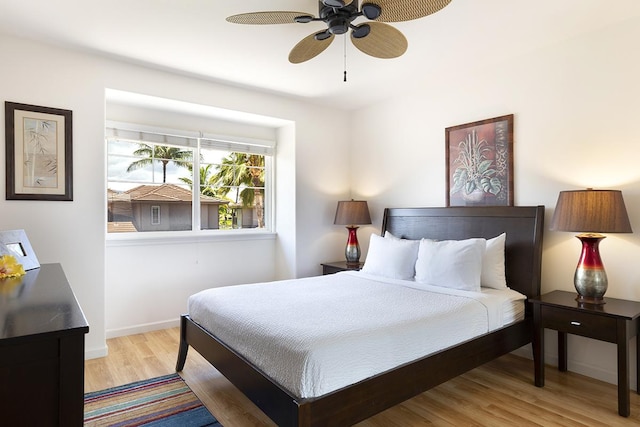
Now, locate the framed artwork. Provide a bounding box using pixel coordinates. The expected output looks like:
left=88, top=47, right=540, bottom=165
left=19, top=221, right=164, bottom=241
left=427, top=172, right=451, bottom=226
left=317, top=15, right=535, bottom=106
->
left=5, top=102, right=73, bottom=201
left=0, top=229, right=40, bottom=270
left=445, top=114, right=514, bottom=206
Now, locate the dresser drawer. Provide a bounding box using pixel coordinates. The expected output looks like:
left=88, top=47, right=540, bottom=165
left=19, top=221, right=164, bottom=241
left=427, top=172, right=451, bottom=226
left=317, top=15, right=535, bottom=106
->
left=541, top=305, right=617, bottom=342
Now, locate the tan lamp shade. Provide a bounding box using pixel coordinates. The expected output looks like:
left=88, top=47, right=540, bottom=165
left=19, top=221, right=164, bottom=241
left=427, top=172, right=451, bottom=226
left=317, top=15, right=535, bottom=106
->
left=334, top=200, right=372, bottom=226
left=550, top=189, right=632, bottom=233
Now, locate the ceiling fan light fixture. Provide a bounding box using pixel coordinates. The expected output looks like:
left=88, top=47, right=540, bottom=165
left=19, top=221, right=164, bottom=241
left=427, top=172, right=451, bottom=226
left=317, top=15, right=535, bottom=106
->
left=361, top=3, right=382, bottom=20
left=328, top=18, right=349, bottom=34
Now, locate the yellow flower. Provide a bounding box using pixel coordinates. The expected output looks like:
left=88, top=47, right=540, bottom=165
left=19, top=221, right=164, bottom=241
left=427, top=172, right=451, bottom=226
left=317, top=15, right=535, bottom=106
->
left=0, top=255, right=25, bottom=279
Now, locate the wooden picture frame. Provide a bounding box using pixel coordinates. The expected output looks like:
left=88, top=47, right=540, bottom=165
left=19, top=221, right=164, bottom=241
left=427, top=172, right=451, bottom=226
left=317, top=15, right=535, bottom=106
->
left=0, top=229, right=40, bottom=270
left=445, top=114, right=514, bottom=206
left=5, top=102, right=73, bottom=201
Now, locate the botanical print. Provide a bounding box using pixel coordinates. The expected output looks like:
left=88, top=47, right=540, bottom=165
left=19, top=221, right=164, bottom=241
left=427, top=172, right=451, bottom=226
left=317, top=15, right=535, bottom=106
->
left=22, top=117, right=58, bottom=188
left=5, top=102, right=72, bottom=201
left=447, top=115, right=513, bottom=206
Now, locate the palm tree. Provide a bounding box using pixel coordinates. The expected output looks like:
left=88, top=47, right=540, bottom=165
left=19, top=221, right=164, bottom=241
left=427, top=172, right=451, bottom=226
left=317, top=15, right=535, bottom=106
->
left=180, top=164, right=234, bottom=229
left=126, top=144, right=193, bottom=183
left=179, top=164, right=217, bottom=197
left=212, top=153, right=265, bottom=228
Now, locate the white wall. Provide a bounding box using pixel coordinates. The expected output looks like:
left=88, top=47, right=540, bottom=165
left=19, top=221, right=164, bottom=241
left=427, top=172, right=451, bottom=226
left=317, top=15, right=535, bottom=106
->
left=0, top=35, right=109, bottom=357
left=0, top=34, right=350, bottom=356
left=3, top=11, right=637, bottom=391
left=103, top=96, right=283, bottom=337
left=350, top=16, right=640, bottom=388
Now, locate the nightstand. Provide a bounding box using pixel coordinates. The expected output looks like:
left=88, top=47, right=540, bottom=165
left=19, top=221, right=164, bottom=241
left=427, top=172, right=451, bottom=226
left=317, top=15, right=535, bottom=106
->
left=531, top=290, right=640, bottom=417
left=321, top=261, right=364, bottom=275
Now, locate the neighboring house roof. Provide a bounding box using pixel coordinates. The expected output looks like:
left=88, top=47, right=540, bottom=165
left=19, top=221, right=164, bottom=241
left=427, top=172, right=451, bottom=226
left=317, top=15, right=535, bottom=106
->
left=119, top=184, right=229, bottom=204
left=107, top=188, right=131, bottom=202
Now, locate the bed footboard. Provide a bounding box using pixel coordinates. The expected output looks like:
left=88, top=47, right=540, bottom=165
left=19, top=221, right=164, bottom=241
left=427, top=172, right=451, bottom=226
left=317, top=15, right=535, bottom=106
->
left=177, top=313, right=533, bottom=427
left=177, top=314, right=306, bottom=427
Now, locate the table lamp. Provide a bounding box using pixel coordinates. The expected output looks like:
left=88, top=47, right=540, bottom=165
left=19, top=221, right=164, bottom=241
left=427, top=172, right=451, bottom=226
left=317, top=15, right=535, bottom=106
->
left=550, top=189, right=632, bottom=305
left=334, top=200, right=371, bottom=266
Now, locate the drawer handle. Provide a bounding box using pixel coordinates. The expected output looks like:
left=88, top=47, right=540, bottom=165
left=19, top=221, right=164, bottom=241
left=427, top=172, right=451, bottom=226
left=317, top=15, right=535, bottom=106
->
left=570, top=321, right=581, bottom=326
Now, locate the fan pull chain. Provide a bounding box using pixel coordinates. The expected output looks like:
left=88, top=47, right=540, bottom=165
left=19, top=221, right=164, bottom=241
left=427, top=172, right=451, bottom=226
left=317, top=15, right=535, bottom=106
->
left=343, top=35, right=347, bottom=82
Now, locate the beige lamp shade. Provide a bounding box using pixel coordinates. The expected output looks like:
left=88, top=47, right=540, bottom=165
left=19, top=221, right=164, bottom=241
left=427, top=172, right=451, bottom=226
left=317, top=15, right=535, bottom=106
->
left=550, top=189, right=632, bottom=233
left=334, top=200, right=372, bottom=226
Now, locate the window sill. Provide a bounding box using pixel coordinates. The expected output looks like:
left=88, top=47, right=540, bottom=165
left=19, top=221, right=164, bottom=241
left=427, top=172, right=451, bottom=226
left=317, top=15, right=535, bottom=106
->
left=106, top=229, right=276, bottom=247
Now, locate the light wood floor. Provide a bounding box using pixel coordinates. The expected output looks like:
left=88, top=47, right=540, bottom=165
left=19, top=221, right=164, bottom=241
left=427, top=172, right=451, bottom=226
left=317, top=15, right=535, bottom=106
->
left=85, top=328, right=640, bottom=426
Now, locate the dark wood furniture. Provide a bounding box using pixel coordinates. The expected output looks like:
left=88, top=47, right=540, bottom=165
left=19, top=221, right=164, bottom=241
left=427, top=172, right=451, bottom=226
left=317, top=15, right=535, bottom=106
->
left=177, top=206, right=545, bottom=426
left=531, top=290, right=640, bottom=417
left=0, top=263, right=89, bottom=426
left=321, top=260, right=364, bottom=275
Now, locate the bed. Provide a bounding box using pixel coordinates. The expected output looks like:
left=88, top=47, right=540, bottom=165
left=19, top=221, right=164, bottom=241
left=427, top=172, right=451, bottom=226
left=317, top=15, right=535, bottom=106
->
left=176, top=205, right=545, bottom=426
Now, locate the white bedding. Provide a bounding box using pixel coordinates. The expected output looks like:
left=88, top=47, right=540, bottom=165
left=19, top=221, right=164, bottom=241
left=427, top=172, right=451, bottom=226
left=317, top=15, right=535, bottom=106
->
left=188, top=271, right=526, bottom=399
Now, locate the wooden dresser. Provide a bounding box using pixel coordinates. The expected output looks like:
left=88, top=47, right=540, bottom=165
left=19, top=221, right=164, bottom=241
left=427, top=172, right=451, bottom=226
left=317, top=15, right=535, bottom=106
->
left=0, top=263, right=89, bottom=426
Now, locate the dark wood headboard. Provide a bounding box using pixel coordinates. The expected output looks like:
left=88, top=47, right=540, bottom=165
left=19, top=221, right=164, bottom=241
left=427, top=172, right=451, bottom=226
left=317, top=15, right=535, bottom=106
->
left=381, top=206, right=545, bottom=299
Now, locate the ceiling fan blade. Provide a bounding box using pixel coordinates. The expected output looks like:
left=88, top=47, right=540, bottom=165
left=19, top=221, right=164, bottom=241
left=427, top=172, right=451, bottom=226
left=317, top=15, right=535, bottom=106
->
left=226, top=11, right=312, bottom=25
left=350, top=22, right=407, bottom=58
left=370, top=0, right=452, bottom=23
left=289, top=31, right=335, bottom=64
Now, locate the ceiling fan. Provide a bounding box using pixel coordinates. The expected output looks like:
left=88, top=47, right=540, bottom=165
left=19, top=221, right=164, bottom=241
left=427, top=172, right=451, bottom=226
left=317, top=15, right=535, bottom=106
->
left=226, top=0, right=452, bottom=64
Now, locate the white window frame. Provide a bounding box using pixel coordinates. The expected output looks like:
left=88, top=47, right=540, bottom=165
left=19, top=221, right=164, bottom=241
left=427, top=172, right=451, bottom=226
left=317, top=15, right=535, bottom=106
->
left=150, top=206, right=160, bottom=225
left=106, top=121, right=276, bottom=242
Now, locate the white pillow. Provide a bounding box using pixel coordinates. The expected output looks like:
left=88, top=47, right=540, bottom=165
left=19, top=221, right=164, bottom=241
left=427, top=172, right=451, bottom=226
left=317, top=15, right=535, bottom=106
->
left=362, top=233, right=419, bottom=280
left=384, top=231, right=401, bottom=240
left=414, top=238, right=486, bottom=291
left=385, top=231, right=507, bottom=288
left=481, top=233, right=507, bottom=289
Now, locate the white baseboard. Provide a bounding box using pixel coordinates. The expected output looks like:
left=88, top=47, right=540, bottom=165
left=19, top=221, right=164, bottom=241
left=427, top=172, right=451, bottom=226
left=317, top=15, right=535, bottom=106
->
left=85, top=345, right=109, bottom=360
left=106, top=318, right=180, bottom=339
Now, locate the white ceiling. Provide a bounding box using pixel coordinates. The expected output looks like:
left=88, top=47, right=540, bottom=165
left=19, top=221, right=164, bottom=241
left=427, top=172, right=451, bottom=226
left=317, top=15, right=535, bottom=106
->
left=1, top=0, right=640, bottom=110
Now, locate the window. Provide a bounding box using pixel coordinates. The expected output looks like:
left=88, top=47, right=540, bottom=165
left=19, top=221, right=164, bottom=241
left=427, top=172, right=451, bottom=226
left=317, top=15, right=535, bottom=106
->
left=151, top=206, right=160, bottom=225
left=106, top=122, right=274, bottom=234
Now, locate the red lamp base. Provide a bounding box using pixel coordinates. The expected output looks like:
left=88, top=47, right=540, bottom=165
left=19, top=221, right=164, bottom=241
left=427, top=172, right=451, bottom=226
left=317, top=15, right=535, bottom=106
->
left=574, top=233, right=607, bottom=305
left=344, top=226, right=361, bottom=266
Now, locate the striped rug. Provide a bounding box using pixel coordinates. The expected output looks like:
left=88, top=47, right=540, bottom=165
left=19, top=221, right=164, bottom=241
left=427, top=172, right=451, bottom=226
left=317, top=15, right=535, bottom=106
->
left=84, top=373, right=222, bottom=426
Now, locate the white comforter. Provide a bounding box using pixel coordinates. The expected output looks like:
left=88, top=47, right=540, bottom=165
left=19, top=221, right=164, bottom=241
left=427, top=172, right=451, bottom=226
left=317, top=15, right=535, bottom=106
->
left=188, top=271, right=525, bottom=399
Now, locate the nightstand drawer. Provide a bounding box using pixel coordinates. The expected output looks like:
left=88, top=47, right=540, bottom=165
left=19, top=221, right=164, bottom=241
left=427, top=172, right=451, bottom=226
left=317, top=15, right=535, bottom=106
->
left=541, top=305, right=617, bottom=342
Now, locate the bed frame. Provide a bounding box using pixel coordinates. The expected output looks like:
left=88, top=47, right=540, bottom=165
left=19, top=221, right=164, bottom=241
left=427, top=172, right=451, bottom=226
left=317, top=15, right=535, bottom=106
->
left=176, top=205, right=545, bottom=426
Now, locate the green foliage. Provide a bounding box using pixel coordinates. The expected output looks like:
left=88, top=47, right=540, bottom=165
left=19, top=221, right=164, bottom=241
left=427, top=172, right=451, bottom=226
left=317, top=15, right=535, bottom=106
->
left=178, top=152, right=266, bottom=229
left=450, top=130, right=502, bottom=197
left=211, top=153, right=264, bottom=206
left=126, top=144, right=193, bottom=183
left=212, top=153, right=265, bottom=228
